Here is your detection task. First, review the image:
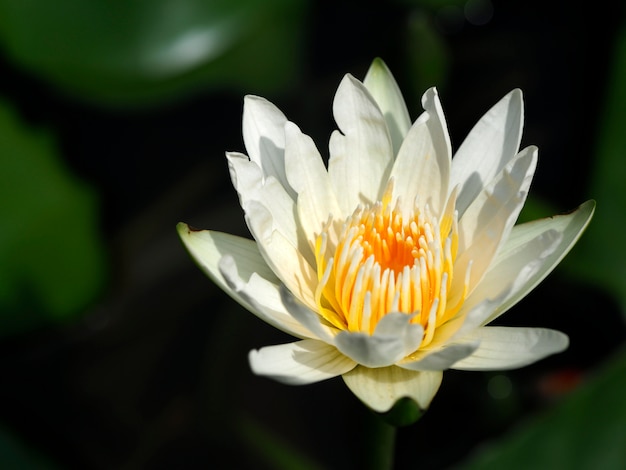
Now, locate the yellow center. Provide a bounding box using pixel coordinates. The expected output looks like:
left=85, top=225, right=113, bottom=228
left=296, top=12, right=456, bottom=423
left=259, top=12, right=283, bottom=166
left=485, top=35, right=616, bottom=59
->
left=314, top=191, right=466, bottom=348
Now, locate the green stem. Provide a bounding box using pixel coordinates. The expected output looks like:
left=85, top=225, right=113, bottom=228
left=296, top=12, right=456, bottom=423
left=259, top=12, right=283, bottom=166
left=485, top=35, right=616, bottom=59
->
left=366, top=412, right=397, bottom=470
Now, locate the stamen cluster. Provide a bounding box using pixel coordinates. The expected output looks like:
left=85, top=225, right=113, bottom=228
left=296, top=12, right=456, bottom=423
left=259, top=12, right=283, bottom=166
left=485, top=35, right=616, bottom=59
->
left=314, top=196, right=463, bottom=346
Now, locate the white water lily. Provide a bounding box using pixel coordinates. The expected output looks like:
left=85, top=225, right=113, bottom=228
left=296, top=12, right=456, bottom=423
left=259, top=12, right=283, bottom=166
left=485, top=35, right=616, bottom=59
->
left=178, top=59, right=594, bottom=413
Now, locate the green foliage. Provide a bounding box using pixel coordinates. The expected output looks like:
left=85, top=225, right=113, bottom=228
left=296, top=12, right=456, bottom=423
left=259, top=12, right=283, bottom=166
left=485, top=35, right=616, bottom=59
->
left=405, top=11, right=450, bottom=99
left=0, top=425, right=58, bottom=469
left=0, top=100, right=106, bottom=334
left=237, top=415, right=324, bottom=470
left=0, top=0, right=307, bottom=107
left=459, top=347, right=626, bottom=469
left=567, top=23, right=626, bottom=315
left=463, top=22, right=626, bottom=461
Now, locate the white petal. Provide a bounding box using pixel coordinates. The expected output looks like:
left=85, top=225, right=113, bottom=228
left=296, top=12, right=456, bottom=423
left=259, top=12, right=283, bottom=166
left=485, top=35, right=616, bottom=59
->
left=458, top=146, right=537, bottom=253
left=177, top=224, right=277, bottom=284
left=420, top=88, right=452, bottom=208
left=419, top=288, right=512, bottom=353
left=249, top=339, right=357, bottom=385
left=453, top=146, right=537, bottom=296
left=451, top=89, right=523, bottom=216
left=244, top=200, right=318, bottom=308
left=342, top=365, right=443, bottom=412
left=284, top=121, right=341, bottom=247
left=462, top=229, right=562, bottom=326
left=218, top=256, right=316, bottom=339
left=363, top=58, right=412, bottom=155
left=242, top=95, right=295, bottom=197
left=226, top=151, right=263, bottom=197
left=177, top=225, right=311, bottom=338
left=328, top=74, right=394, bottom=215
left=334, top=313, right=423, bottom=368
left=451, top=327, right=569, bottom=370
left=399, top=342, right=479, bottom=371
left=279, top=285, right=338, bottom=342
left=482, top=200, right=596, bottom=324
left=227, top=152, right=306, bottom=260
left=389, top=88, right=451, bottom=216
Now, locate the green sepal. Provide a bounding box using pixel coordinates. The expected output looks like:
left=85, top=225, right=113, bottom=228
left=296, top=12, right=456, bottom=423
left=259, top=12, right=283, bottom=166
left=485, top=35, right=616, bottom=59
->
left=377, top=396, right=423, bottom=427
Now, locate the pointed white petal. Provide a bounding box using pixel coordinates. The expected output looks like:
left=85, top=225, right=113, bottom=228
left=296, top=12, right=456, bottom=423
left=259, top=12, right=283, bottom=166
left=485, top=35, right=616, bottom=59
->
left=279, top=286, right=338, bottom=342
left=284, top=121, right=341, bottom=247
left=226, top=151, right=263, bottom=197
left=249, top=339, right=357, bottom=385
left=242, top=95, right=295, bottom=197
left=458, top=146, right=537, bottom=253
left=342, top=365, right=443, bottom=412
left=329, top=74, right=394, bottom=214
left=334, top=313, right=423, bottom=368
left=451, top=327, right=569, bottom=370
left=243, top=199, right=318, bottom=308
left=460, top=229, right=562, bottom=327
left=399, top=342, right=479, bottom=371
left=363, top=58, right=412, bottom=155
left=389, top=87, right=451, bottom=216
left=483, top=200, right=596, bottom=324
left=453, top=146, right=537, bottom=295
left=218, top=256, right=316, bottom=339
left=178, top=224, right=277, bottom=285
left=177, top=225, right=311, bottom=338
left=420, top=88, right=452, bottom=208
left=451, top=89, right=524, bottom=215
left=227, top=153, right=305, bottom=260
left=420, top=288, right=513, bottom=353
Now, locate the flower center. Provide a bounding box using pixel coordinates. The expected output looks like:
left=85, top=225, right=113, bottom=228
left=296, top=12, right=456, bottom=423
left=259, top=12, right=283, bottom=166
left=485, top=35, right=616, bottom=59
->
left=314, top=193, right=465, bottom=346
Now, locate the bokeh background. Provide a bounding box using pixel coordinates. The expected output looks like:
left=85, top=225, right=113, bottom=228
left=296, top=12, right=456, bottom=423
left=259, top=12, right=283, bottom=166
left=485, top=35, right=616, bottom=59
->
left=1, top=0, right=625, bottom=468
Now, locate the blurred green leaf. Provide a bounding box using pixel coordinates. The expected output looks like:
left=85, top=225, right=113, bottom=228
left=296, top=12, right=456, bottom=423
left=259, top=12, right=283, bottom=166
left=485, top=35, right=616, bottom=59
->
left=565, top=21, right=626, bottom=315
left=395, top=0, right=466, bottom=8
left=238, top=415, right=324, bottom=470
left=0, top=425, right=59, bottom=469
left=516, top=195, right=557, bottom=225
left=0, top=0, right=307, bottom=107
left=405, top=10, right=450, bottom=101
left=0, top=99, right=105, bottom=334
left=458, top=347, right=626, bottom=469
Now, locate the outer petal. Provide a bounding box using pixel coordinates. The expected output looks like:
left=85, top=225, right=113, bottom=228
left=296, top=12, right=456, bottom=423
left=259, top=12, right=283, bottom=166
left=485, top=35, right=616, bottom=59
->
left=279, top=286, right=338, bottom=343
left=227, top=152, right=305, bottom=260
left=284, top=121, right=341, bottom=248
left=481, top=200, right=596, bottom=324
left=451, top=89, right=523, bottom=216
left=244, top=200, right=318, bottom=308
left=334, top=313, right=424, bottom=368
left=342, top=365, right=443, bottom=412
left=389, top=88, right=451, bottom=216
left=460, top=229, right=563, bottom=328
left=176, top=225, right=311, bottom=338
left=329, top=74, right=394, bottom=215
left=242, top=95, right=295, bottom=198
left=451, top=327, right=569, bottom=370
left=218, top=256, right=317, bottom=339
left=416, top=288, right=513, bottom=355
left=363, top=58, right=412, bottom=155
left=249, top=339, right=357, bottom=385
left=420, top=87, right=452, bottom=210
left=399, top=342, right=479, bottom=371
left=453, top=146, right=537, bottom=297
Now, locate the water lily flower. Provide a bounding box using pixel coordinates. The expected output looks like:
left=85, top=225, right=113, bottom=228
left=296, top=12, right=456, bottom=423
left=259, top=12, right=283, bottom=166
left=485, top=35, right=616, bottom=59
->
left=178, top=59, right=594, bottom=413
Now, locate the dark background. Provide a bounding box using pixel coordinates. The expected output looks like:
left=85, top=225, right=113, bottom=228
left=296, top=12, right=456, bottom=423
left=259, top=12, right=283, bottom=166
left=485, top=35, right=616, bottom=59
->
left=1, top=1, right=625, bottom=468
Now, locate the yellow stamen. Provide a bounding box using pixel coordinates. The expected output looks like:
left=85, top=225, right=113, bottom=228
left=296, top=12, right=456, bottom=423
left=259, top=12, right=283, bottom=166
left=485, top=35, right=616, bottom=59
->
left=314, top=188, right=468, bottom=349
